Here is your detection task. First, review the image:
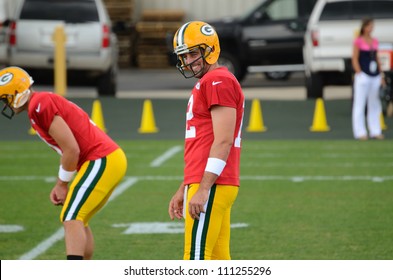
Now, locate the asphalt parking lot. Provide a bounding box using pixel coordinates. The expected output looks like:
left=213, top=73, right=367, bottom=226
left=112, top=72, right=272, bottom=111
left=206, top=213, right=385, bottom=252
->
left=29, top=68, right=352, bottom=100
left=1, top=68, right=392, bottom=141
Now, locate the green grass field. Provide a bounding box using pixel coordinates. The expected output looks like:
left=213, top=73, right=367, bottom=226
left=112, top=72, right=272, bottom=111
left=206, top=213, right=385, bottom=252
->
left=1, top=139, right=393, bottom=260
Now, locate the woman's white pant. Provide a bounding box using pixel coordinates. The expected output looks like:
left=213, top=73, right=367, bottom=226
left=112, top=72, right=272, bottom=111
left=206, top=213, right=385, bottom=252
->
left=352, top=72, right=382, bottom=139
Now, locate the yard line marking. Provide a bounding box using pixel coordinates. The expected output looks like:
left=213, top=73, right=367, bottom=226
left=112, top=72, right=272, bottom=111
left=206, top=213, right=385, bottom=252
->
left=3, top=175, right=393, bottom=183
left=0, top=225, right=24, bottom=233
left=18, top=177, right=139, bottom=260
left=240, top=175, right=393, bottom=182
left=242, top=162, right=393, bottom=168
left=108, top=177, right=139, bottom=202
left=19, top=227, right=64, bottom=260
left=140, top=175, right=183, bottom=181
left=112, top=222, right=249, bottom=234
left=0, top=176, right=55, bottom=181
left=0, top=154, right=54, bottom=159
left=150, top=145, right=182, bottom=167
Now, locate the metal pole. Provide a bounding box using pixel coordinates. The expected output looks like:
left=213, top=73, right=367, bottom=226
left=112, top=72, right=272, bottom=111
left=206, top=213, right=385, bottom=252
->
left=52, top=25, right=67, bottom=96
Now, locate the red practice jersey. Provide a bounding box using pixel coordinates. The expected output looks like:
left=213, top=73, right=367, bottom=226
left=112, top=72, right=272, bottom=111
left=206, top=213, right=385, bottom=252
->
left=28, top=92, right=119, bottom=170
left=184, top=67, right=245, bottom=186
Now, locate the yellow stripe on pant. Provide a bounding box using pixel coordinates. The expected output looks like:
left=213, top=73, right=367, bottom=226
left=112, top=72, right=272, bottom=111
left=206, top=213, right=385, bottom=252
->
left=184, top=183, right=239, bottom=260
left=60, top=148, right=127, bottom=226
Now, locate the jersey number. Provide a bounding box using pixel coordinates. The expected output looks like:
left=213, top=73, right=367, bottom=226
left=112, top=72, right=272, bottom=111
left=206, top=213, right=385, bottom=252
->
left=185, top=95, right=196, bottom=139
left=185, top=95, right=244, bottom=148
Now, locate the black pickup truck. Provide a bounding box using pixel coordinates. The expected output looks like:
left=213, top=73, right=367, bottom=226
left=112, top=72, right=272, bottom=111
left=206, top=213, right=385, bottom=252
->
left=207, top=0, right=317, bottom=82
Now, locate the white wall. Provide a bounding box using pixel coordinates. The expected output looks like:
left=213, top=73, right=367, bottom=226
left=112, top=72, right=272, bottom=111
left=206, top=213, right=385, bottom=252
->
left=134, top=0, right=264, bottom=21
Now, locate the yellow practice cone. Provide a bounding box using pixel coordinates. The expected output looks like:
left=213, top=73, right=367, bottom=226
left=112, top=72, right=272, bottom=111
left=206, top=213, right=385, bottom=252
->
left=310, top=98, right=330, bottom=132
left=246, top=99, right=267, bottom=132
left=138, top=99, right=159, bottom=133
left=91, top=99, right=107, bottom=132
left=380, top=112, right=387, bottom=130
left=387, top=102, right=393, bottom=117
left=28, top=127, right=36, bottom=135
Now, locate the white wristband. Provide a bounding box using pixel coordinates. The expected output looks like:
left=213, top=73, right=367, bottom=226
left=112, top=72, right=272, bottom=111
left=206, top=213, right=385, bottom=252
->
left=58, top=165, right=76, bottom=182
left=205, top=157, right=226, bottom=176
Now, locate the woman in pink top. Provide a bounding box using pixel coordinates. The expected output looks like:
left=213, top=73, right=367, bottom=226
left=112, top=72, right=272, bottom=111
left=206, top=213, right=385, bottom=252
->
left=352, top=17, right=386, bottom=140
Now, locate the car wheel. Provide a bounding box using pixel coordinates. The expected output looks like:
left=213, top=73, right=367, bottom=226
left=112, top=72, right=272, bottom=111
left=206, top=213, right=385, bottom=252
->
left=218, top=51, right=246, bottom=82
left=306, top=72, right=323, bottom=99
left=264, top=71, right=290, bottom=81
left=97, top=66, right=117, bottom=96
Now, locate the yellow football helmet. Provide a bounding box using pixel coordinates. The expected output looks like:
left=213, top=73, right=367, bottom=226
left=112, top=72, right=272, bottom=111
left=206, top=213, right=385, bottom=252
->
left=0, top=66, right=34, bottom=119
left=173, top=21, right=220, bottom=78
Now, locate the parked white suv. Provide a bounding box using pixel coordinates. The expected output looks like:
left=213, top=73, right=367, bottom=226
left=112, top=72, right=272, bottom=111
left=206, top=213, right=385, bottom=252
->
left=7, top=0, right=118, bottom=96
left=303, top=0, right=393, bottom=98
left=0, top=0, right=9, bottom=65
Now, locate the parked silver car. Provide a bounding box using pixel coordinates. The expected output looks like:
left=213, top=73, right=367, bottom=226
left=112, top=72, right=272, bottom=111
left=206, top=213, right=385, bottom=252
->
left=7, top=0, right=118, bottom=96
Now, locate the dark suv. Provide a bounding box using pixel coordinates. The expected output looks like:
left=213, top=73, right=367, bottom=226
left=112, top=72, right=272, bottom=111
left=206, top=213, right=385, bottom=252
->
left=209, top=0, right=317, bottom=82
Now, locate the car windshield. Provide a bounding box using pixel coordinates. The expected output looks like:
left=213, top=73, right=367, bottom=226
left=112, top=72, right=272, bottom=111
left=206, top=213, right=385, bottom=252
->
left=320, top=0, right=393, bottom=20
left=241, top=0, right=317, bottom=24
left=240, top=0, right=268, bottom=21
left=19, top=0, right=99, bottom=23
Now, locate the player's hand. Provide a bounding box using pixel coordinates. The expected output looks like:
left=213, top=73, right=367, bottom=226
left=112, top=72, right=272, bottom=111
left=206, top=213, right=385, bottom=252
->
left=49, top=181, right=68, bottom=206
left=169, top=196, right=184, bottom=220
left=188, top=189, right=208, bottom=220
left=168, top=183, right=185, bottom=220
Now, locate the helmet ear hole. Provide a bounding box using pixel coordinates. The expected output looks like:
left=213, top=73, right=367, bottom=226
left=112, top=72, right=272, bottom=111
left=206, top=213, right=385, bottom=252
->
left=204, top=46, right=213, bottom=60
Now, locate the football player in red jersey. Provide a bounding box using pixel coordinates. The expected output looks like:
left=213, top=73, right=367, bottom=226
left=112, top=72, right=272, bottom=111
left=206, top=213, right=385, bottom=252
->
left=0, top=66, right=127, bottom=260
left=168, top=21, right=245, bottom=260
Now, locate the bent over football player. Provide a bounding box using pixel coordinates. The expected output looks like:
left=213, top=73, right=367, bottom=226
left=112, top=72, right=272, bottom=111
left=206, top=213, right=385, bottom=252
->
left=0, top=66, right=127, bottom=260
left=168, top=21, right=245, bottom=260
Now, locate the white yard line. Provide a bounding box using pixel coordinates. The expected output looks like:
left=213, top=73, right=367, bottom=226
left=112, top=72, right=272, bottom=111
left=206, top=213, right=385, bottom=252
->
left=0, top=176, right=55, bottom=181
left=3, top=175, right=393, bottom=183
left=19, top=227, right=65, bottom=260
left=240, top=175, right=393, bottom=182
left=150, top=145, right=182, bottom=167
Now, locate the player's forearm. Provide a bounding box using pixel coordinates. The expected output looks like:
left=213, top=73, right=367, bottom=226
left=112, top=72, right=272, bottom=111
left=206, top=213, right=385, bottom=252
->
left=60, top=147, right=79, bottom=171
left=199, top=171, right=219, bottom=192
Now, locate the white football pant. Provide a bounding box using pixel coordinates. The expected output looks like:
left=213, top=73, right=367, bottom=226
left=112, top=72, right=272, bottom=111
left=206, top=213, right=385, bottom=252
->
left=352, top=72, right=382, bottom=138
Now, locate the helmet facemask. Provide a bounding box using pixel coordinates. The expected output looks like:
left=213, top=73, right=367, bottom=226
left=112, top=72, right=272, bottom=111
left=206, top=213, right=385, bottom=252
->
left=0, top=89, right=31, bottom=119
left=175, top=44, right=213, bottom=79
left=0, top=95, right=15, bottom=119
